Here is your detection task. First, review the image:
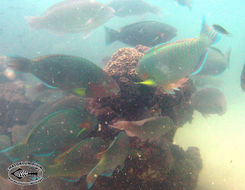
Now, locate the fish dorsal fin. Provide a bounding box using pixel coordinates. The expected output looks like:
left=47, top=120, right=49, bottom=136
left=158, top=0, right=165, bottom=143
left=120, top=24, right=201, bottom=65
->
left=46, top=0, right=87, bottom=12
left=146, top=42, right=169, bottom=54
left=146, top=39, right=195, bottom=54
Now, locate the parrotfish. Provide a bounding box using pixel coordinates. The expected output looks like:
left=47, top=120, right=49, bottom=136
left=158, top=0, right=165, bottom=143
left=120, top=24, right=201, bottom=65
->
left=27, top=96, right=88, bottom=128
left=175, top=0, right=192, bottom=11
left=26, top=0, right=115, bottom=38
left=1, top=109, right=97, bottom=161
left=191, top=88, right=227, bottom=117
left=108, top=0, right=161, bottom=17
left=105, top=21, right=177, bottom=47
left=6, top=55, right=120, bottom=98
left=46, top=137, right=106, bottom=178
left=86, top=132, right=129, bottom=189
left=110, top=116, right=174, bottom=142
left=241, top=63, right=245, bottom=91
left=136, top=19, right=222, bottom=94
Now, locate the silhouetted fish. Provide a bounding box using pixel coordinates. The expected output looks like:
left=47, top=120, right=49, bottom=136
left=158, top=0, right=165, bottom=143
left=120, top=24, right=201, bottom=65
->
left=191, top=88, right=227, bottom=117
left=108, top=0, right=161, bottom=17
left=105, top=21, right=177, bottom=46
left=175, top=0, right=192, bottom=10
left=26, top=0, right=115, bottom=38
left=192, top=75, right=224, bottom=89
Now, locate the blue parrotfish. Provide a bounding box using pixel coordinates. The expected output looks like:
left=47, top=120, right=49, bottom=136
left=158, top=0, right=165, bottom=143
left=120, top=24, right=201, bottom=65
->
left=1, top=109, right=97, bottom=162
left=136, top=18, right=222, bottom=94
left=86, top=132, right=129, bottom=189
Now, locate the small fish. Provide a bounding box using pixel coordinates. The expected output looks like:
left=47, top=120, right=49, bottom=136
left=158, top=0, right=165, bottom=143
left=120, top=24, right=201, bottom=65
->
left=197, top=47, right=231, bottom=76
left=110, top=116, right=174, bottom=141
left=191, top=88, right=227, bottom=117
left=86, top=132, right=129, bottom=189
left=136, top=18, right=222, bottom=94
left=105, top=21, right=177, bottom=47
left=241, top=63, right=245, bottom=91
left=175, top=0, right=192, bottom=11
left=6, top=55, right=120, bottom=98
left=2, top=109, right=97, bottom=161
left=212, top=24, right=231, bottom=36
left=46, top=137, right=106, bottom=178
left=26, top=0, right=115, bottom=38
left=108, top=0, right=161, bottom=17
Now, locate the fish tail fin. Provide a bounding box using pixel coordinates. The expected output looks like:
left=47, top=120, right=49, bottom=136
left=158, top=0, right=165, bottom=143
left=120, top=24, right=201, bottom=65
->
left=7, top=56, right=32, bottom=73
left=200, top=17, right=221, bottom=45
left=25, top=16, right=42, bottom=30
left=104, top=26, right=119, bottom=45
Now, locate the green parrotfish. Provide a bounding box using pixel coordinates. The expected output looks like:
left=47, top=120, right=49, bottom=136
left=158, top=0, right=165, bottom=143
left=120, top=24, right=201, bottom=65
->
left=136, top=18, right=222, bottom=94
left=1, top=109, right=97, bottom=162
left=86, top=132, right=129, bottom=189
left=6, top=55, right=120, bottom=98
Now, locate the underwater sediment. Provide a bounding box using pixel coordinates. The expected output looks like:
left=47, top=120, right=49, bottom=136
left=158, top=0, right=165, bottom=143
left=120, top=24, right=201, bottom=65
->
left=0, top=45, right=202, bottom=190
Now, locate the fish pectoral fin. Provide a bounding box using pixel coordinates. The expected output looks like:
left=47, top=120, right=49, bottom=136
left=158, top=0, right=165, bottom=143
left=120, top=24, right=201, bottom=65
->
left=73, top=88, right=86, bottom=96
left=161, top=84, right=176, bottom=94
left=135, top=79, right=156, bottom=86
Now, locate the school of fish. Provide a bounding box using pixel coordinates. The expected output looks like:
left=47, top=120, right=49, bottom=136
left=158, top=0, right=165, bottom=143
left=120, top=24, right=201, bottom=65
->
left=0, top=0, right=237, bottom=189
